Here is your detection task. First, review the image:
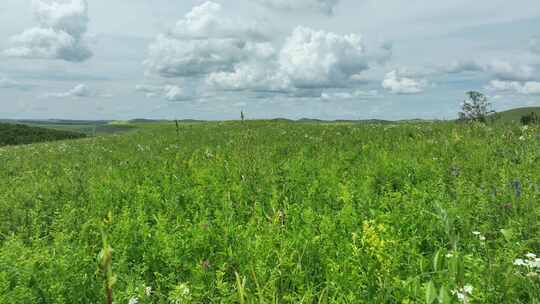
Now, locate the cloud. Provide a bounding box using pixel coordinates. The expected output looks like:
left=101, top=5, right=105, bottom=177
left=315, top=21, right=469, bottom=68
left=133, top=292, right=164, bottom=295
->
left=320, top=89, right=381, bottom=101
left=144, top=1, right=270, bottom=78
left=208, top=26, right=369, bottom=92
left=530, top=37, right=540, bottom=54
left=135, top=84, right=163, bottom=98
left=207, top=61, right=291, bottom=92
left=171, top=1, right=268, bottom=40
left=373, top=41, right=393, bottom=65
left=485, top=80, right=540, bottom=95
left=353, top=89, right=382, bottom=99
left=486, top=60, right=534, bottom=81
left=255, top=0, right=340, bottom=15
left=46, top=83, right=92, bottom=98
left=0, top=76, right=33, bottom=91
left=145, top=2, right=374, bottom=99
left=382, top=70, right=427, bottom=94
left=0, top=76, right=21, bottom=88
left=3, top=0, right=92, bottom=62
left=164, top=85, right=192, bottom=101
left=135, top=84, right=193, bottom=101
left=279, top=26, right=367, bottom=89
left=442, top=59, right=535, bottom=81
left=443, top=60, right=484, bottom=74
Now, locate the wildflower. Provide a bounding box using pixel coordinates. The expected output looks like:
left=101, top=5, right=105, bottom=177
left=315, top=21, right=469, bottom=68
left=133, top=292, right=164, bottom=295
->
left=463, top=284, right=473, bottom=294
left=145, top=286, right=152, bottom=296
left=514, top=253, right=540, bottom=277
left=128, top=297, right=139, bottom=304
left=514, top=259, right=526, bottom=266
left=452, top=284, right=473, bottom=303
left=472, top=231, right=486, bottom=242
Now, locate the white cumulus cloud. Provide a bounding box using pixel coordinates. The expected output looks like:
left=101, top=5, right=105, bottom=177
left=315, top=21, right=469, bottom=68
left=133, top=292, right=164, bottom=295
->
left=487, top=60, right=534, bottom=82
left=144, top=1, right=270, bottom=78
left=207, top=61, right=291, bottom=92
left=135, top=84, right=193, bottom=101
left=443, top=59, right=535, bottom=81
left=3, top=0, right=92, bottom=62
left=486, top=80, right=540, bottom=95
left=255, top=0, right=340, bottom=15
left=144, top=1, right=376, bottom=99
left=171, top=1, right=268, bottom=40
left=207, top=26, right=370, bottom=92
left=144, top=2, right=387, bottom=101
left=320, top=90, right=380, bottom=101
left=46, top=83, right=92, bottom=98
left=382, top=70, right=427, bottom=94
left=164, top=85, right=191, bottom=101
left=279, top=26, right=367, bottom=89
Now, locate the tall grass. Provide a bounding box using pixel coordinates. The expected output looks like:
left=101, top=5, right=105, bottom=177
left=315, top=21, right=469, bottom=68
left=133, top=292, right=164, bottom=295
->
left=0, top=121, right=539, bottom=303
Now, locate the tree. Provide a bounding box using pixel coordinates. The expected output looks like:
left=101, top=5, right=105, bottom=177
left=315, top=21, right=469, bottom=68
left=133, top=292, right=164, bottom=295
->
left=521, top=112, right=540, bottom=125
left=458, top=91, right=495, bottom=123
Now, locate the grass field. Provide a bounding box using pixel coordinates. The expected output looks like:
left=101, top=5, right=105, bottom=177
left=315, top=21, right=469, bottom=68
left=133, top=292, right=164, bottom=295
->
left=0, top=121, right=539, bottom=303
left=495, top=107, right=540, bottom=124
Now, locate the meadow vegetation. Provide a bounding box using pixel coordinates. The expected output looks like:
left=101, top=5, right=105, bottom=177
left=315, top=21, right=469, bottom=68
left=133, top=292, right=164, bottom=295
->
left=0, top=123, right=86, bottom=147
left=0, top=121, right=539, bottom=303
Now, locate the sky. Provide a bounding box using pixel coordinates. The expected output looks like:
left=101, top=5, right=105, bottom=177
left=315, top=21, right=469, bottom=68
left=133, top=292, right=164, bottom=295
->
left=0, top=0, right=540, bottom=121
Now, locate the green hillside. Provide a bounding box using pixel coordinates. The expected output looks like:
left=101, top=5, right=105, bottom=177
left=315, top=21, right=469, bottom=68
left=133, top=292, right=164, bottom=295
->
left=0, top=123, right=86, bottom=146
left=495, top=107, right=540, bottom=123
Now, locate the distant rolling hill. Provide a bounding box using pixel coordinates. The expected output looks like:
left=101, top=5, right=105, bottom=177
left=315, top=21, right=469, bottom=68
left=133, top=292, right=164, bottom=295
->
left=0, top=123, right=86, bottom=147
left=495, top=107, right=540, bottom=123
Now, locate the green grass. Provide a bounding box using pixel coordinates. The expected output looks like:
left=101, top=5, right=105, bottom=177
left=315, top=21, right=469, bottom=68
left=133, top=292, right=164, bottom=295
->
left=495, top=107, right=540, bottom=124
left=0, top=121, right=539, bottom=303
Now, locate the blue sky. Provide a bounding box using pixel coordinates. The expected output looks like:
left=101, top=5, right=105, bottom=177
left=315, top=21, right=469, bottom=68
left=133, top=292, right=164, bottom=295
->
left=1, top=0, right=539, bottom=120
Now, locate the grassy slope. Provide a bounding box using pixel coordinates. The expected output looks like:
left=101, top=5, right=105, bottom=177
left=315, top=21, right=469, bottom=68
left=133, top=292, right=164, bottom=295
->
left=495, top=107, right=540, bottom=123
left=0, top=121, right=540, bottom=302
left=0, top=123, right=86, bottom=146
left=0, top=120, right=138, bottom=135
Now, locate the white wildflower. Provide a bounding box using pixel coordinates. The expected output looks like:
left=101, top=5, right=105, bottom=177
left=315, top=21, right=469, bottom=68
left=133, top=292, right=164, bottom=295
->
left=514, top=253, right=540, bottom=277
left=514, top=258, right=526, bottom=266
left=452, top=284, right=473, bottom=303
left=145, top=286, right=152, bottom=296
left=128, top=297, right=139, bottom=304
left=472, top=231, right=486, bottom=242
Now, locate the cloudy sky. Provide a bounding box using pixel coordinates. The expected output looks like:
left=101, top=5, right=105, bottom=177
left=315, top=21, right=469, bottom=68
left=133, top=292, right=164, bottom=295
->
left=1, top=0, right=540, bottom=120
